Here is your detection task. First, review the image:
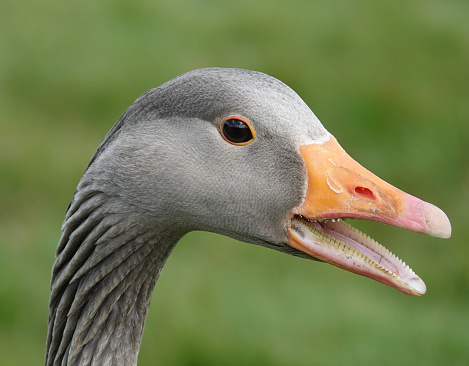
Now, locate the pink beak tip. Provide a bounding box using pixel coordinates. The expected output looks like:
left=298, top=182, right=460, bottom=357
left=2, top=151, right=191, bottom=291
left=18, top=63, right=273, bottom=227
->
left=421, top=202, right=452, bottom=239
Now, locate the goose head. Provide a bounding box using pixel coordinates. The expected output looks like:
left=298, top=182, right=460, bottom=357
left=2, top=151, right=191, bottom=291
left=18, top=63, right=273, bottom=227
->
left=47, top=68, right=451, bottom=365
left=86, top=67, right=450, bottom=296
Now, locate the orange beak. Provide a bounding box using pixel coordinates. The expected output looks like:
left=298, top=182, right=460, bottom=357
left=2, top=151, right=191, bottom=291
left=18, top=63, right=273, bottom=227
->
left=287, top=135, right=451, bottom=295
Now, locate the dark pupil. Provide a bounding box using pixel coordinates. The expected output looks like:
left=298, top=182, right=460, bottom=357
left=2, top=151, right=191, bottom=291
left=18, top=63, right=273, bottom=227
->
left=222, top=119, right=253, bottom=143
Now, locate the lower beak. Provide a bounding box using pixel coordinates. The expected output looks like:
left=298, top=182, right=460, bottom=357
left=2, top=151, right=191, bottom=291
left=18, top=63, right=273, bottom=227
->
left=287, top=134, right=451, bottom=295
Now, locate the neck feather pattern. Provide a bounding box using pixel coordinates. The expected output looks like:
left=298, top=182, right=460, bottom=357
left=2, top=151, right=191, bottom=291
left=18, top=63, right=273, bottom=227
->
left=46, top=185, right=177, bottom=366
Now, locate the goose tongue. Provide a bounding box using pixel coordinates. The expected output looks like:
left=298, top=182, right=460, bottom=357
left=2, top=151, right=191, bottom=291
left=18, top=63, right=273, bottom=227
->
left=287, top=134, right=451, bottom=295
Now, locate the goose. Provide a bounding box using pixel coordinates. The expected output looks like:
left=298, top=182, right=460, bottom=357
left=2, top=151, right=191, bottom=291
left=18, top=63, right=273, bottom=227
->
left=46, top=67, right=451, bottom=366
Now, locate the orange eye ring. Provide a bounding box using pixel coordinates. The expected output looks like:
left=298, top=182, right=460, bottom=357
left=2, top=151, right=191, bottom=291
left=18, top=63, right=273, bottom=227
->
left=219, top=116, right=256, bottom=146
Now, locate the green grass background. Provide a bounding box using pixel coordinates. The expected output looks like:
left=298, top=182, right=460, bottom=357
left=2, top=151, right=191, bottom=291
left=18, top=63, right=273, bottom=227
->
left=1, top=0, right=468, bottom=365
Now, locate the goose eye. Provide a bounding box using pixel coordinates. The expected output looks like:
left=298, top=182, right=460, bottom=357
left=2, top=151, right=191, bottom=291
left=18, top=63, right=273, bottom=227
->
left=220, top=118, right=255, bottom=145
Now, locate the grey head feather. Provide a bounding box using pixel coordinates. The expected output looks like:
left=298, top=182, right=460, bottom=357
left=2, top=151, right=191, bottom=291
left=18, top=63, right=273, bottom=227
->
left=47, top=68, right=328, bottom=365
left=88, top=68, right=328, bottom=169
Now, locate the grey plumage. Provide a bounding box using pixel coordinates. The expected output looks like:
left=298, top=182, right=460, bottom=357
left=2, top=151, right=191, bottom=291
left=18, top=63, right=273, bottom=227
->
left=47, top=68, right=329, bottom=365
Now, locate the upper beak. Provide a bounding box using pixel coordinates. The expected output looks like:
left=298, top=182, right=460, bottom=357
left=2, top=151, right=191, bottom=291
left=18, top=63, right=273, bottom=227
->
left=287, top=134, right=451, bottom=295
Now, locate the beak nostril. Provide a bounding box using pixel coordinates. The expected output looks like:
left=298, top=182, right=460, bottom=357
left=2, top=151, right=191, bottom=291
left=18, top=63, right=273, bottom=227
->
left=355, top=186, right=375, bottom=200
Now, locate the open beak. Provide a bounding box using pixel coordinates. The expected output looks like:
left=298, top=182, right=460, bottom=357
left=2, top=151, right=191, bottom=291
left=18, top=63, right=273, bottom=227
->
left=287, top=134, right=451, bottom=296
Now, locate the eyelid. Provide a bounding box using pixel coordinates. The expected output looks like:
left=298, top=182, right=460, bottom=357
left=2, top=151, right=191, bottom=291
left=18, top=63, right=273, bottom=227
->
left=219, top=116, right=256, bottom=146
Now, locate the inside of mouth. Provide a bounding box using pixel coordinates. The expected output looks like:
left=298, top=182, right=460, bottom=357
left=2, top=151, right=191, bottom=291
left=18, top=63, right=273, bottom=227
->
left=308, top=218, right=399, bottom=274
left=291, top=215, right=426, bottom=295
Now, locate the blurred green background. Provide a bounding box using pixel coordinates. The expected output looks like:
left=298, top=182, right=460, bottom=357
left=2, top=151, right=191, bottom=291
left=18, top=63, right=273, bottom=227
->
left=1, top=0, right=468, bottom=365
